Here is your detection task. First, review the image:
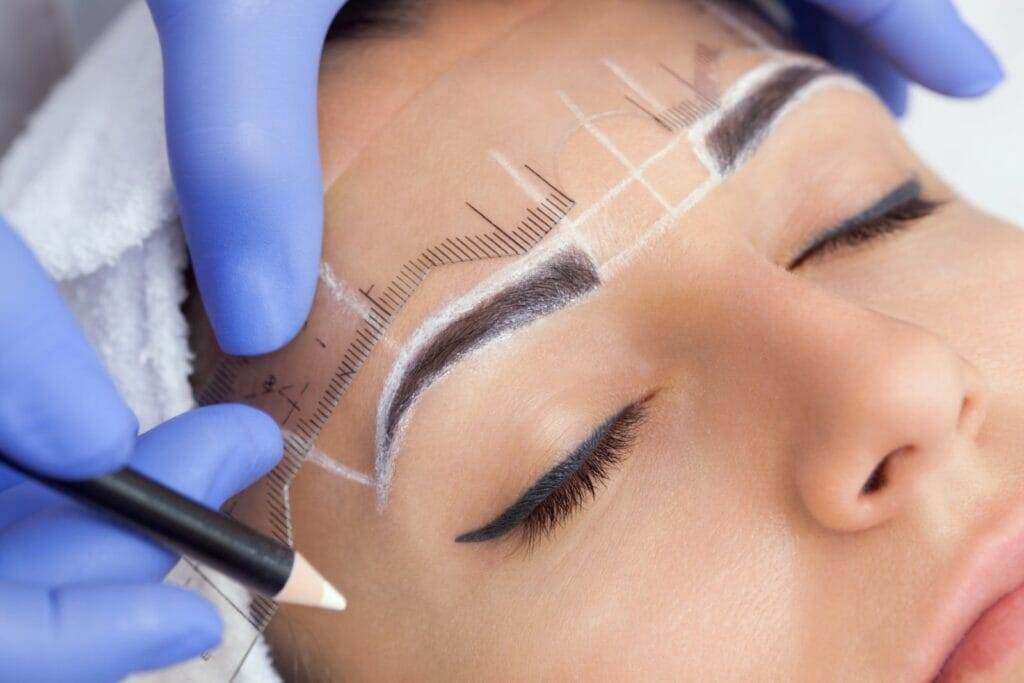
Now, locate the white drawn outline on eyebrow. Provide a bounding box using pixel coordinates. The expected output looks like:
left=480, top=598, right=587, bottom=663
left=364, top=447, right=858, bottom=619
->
left=374, top=246, right=600, bottom=506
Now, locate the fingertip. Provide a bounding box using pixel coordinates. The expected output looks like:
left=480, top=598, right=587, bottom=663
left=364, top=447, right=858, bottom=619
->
left=186, top=167, right=323, bottom=357
left=135, top=585, right=223, bottom=669
left=210, top=403, right=283, bottom=476
left=60, top=402, right=139, bottom=478
left=204, top=250, right=318, bottom=356
left=52, top=583, right=222, bottom=675
left=163, top=587, right=224, bottom=655
left=856, top=0, right=1003, bottom=98
left=942, top=54, right=1004, bottom=97
left=129, top=404, right=282, bottom=509
left=820, top=14, right=909, bottom=116
left=5, top=376, right=139, bottom=479
left=201, top=404, right=283, bottom=505
left=240, top=405, right=285, bottom=474
left=885, top=85, right=908, bottom=117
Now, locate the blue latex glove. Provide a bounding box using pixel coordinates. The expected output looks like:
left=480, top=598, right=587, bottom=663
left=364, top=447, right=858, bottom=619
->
left=0, top=217, right=282, bottom=681
left=784, top=0, right=1004, bottom=115
left=146, top=0, right=347, bottom=356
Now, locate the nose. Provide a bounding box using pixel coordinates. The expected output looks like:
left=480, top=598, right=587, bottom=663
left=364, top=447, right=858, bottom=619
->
left=793, top=315, right=989, bottom=533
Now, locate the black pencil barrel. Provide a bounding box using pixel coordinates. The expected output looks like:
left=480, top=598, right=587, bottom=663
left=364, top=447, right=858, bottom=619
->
left=0, top=453, right=293, bottom=598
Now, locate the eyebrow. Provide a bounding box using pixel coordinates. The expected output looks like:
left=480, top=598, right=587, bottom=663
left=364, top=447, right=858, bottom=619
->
left=706, top=63, right=836, bottom=175
left=377, top=247, right=600, bottom=468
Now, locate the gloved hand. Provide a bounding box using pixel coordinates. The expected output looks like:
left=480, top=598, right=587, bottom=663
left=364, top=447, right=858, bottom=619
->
left=783, top=0, right=1004, bottom=115
left=0, top=216, right=282, bottom=681
left=145, top=0, right=348, bottom=356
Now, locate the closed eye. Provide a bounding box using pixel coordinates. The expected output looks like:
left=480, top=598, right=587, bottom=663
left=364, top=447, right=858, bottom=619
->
left=788, top=178, right=943, bottom=270
left=455, top=392, right=655, bottom=548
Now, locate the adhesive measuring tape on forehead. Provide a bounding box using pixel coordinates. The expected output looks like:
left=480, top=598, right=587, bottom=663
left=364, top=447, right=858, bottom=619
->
left=182, top=2, right=858, bottom=675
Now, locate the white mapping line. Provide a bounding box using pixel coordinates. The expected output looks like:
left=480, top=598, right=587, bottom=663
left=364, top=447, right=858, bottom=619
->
left=307, top=444, right=373, bottom=487
left=600, top=175, right=720, bottom=279
left=489, top=150, right=546, bottom=204
left=320, top=261, right=371, bottom=318
left=275, top=429, right=370, bottom=538
left=602, top=65, right=868, bottom=278
left=558, top=91, right=673, bottom=212
left=603, top=58, right=666, bottom=112
left=373, top=229, right=578, bottom=506
left=702, top=0, right=771, bottom=49
left=320, top=261, right=400, bottom=352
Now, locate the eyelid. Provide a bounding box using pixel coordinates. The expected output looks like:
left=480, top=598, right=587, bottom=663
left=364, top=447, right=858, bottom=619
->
left=455, top=392, right=655, bottom=546
left=788, top=180, right=942, bottom=270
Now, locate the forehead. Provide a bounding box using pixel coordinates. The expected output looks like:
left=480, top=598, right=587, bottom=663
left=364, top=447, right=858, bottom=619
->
left=221, top=0, right=851, bottom=428
left=318, top=1, right=782, bottom=316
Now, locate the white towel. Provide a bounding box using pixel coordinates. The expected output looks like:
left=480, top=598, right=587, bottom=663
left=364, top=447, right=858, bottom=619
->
left=0, top=2, right=281, bottom=681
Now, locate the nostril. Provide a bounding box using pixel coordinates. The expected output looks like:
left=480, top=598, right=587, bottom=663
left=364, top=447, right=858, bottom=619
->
left=860, top=445, right=915, bottom=496
left=957, top=395, right=973, bottom=431
left=861, top=457, right=888, bottom=495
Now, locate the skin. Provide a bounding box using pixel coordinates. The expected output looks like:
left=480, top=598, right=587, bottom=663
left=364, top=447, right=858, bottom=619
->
left=188, top=1, right=1024, bottom=680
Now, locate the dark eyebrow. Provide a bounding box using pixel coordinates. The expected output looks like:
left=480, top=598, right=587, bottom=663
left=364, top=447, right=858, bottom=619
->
left=377, top=248, right=600, bottom=460
left=707, top=63, right=836, bottom=175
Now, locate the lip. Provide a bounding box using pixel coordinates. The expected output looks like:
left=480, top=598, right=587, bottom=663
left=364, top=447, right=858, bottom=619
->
left=937, top=581, right=1024, bottom=680
left=912, top=501, right=1024, bottom=682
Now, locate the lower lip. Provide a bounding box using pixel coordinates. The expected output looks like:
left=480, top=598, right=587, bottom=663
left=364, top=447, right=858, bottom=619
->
left=937, top=582, right=1024, bottom=681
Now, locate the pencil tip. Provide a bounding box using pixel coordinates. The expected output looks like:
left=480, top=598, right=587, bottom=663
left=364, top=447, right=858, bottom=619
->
left=275, top=551, right=346, bottom=611
left=321, top=580, right=347, bottom=611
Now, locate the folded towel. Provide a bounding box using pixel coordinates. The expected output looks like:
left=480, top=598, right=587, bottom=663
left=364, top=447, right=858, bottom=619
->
left=0, top=2, right=280, bottom=681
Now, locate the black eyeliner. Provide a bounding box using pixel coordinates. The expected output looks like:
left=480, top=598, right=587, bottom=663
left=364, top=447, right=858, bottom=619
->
left=455, top=407, right=629, bottom=544
left=788, top=178, right=929, bottom=269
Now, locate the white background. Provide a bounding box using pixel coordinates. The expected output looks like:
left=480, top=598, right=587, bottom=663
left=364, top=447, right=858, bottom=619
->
left=901, top=3, right=1024, bottom=225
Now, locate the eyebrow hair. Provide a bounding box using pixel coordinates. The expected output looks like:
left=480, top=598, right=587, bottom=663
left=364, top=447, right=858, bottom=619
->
left=377, top=248, right=600, bottom=469
left=706, top=63, right=835, bottom=175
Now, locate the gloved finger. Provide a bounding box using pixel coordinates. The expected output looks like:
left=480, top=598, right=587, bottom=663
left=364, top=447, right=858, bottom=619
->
left=806, top=0, right=1003, bottom=97
left=146, top=0, right=346, bottom=356
left=0, top=464, right=24, bottom=492
left=821, top=13, right=908, bottom=115
left=0, top=483, right=63, bottom=531
left=0, top=217, right=137, bottom=481
left=0, top=403, right=279, bottom=534
left=0, top=581, right=220, bottom=682
left=0, top=404, right=281, bottom=586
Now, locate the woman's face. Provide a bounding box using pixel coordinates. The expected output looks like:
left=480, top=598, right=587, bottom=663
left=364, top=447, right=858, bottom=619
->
left=189, top=1, right=1024, bottom=679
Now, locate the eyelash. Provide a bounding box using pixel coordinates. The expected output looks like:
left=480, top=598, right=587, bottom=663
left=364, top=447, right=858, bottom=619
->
left=789, top=195, right=942, bottom=269
left=515, top=395, right=653, bottom=548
